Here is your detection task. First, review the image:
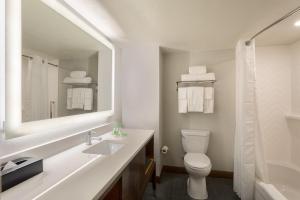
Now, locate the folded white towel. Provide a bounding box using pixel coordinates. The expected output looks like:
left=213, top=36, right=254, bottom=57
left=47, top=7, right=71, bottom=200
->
left=181, top=73, right=215, bottom=81
left=67, top=88, right=73, bottom=110
left=189, top=66, right=207, bottom=74
left=187, top=87, right=204, bottom=112
left=84, top=88, right=93, bottom=111
left=204, top=87, right=214, bottom=114
left=63, top=77, right=92, bottom=84
left=70, top=71, right=87, bottom=78
left=178, top=87, right=187, bottom=113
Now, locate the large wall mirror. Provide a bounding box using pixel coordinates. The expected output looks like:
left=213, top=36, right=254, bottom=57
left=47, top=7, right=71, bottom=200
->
left=5, top=0, right=115, bottom=139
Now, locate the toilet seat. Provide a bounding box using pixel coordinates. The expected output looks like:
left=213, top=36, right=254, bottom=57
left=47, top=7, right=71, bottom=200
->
left=184, top=153, right=211, bottom=170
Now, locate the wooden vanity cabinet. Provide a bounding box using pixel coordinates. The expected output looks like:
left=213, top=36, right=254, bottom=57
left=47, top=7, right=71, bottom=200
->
left=101, top=136, right=155, bottom=200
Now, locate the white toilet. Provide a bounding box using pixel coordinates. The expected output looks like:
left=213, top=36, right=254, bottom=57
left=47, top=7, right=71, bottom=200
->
left=181, top=129, right=211, bottom=200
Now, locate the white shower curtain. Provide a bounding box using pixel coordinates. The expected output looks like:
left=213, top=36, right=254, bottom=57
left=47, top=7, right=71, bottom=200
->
left=234, top=40, right=256, bottom=200
left=22, top=55, right=49, bottom=121
left=31, top=56, right=49, bottom=121
left=22, top=57, right=32, bottom=122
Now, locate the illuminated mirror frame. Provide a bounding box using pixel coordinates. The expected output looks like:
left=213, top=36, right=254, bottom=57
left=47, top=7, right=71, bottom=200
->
left=4, top=0, right=115, bottom=139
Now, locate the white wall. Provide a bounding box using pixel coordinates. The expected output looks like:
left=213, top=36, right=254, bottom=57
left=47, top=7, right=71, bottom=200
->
left=256, top=42, right=300, bottom=168
left=288, top=40, right=300, bottom=167
left=97, top=48, right=113, bottom=112
left=256, top=46, right=292, bottom=163
left=113, top=48, right=122, bottom=123
left=120, top=42, right=162, bottom=175
left=158, top=48, right=164, bottom=173
left=161, top=51, right=188, bottom=168
left=290, top=40, right=300, bottom=114
left=161, top=49, right=236, bottom=172
left=0, top=0, right=5, bottom=133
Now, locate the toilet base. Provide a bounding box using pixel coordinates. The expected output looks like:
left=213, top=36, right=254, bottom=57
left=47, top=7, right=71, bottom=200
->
left=187, top=177, right=208, bottom=200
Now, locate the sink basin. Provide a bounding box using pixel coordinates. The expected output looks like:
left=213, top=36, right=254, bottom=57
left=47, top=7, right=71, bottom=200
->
left=83, top=140, right=124, bottom=155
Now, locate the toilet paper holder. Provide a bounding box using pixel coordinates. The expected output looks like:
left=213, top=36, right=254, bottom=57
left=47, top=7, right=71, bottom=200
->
left=161, top=146, right=169, bottom=154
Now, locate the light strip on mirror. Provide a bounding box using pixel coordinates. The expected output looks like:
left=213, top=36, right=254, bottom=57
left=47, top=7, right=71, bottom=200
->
left=5, top=0, right=22, bottom=131
left=111, top=48, right=115, bottom=114
left=0, top=0, right=5, bottom=132
left=4, top=0, right=115, bottom=140
left=41, top=0, right=114, bottom=49
left=61, top=0, right=124, bottom=40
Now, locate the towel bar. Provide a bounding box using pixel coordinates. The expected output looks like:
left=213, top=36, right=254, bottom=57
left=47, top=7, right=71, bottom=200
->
left=176, top=80, right=216, bottom=91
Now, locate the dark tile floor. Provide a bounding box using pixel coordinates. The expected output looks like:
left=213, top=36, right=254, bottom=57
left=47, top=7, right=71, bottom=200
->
left=143, top=173, right=240, bottom=200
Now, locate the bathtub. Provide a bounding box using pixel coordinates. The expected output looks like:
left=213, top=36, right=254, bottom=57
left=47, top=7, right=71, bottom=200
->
left=255, top=161, right=300, bottom=200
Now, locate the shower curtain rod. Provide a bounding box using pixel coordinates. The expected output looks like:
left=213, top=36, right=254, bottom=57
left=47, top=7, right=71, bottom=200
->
left=22, top=54, right=59, bottom=67
left=245, top=6, right=300, bottom=45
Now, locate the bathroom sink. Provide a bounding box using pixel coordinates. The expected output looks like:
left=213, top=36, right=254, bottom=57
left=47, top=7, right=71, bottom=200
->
left=83, top=140, right=124, bottom=155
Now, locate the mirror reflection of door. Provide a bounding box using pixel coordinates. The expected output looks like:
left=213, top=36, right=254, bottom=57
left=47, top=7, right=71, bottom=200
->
left=48, top=65, right=58, bottom=119
left=22, top=55, right=58, bottom=122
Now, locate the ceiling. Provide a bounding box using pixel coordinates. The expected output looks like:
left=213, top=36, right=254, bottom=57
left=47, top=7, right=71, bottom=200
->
left=97, top=0, right=300, bottom=51
left=256, top=11, right=300, bottom=46
left=22, top=0, right=108, bottom=60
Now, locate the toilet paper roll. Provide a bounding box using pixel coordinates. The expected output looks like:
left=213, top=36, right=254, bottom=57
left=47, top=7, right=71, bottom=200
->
left=161, top=146, right=169, bottom=154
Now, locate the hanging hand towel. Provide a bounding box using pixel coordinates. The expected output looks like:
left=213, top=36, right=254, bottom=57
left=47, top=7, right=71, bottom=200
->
left=187, top=87, right=204, bottom=112
left=72, top=88, right=85, bottom=109
left=204, top=87, right=214, bottom=113
left=84, top=88, right=93, bottom=111
left=189, top=66, right=207, bottom=74
left=67, top=88, right=73, bottom=110
left=178, top=87, right=187, bottom=113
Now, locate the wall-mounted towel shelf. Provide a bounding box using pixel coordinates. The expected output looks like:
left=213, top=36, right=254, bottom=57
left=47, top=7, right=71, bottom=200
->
left=176, top=80, right=216, bottom=91
left=62, top=82, right=98, bottom=86
left=63, top=82, right=98, bottom=92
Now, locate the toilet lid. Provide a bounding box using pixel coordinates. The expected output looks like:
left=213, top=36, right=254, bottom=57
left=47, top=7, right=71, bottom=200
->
left=184, top=153, right=211, bottom=169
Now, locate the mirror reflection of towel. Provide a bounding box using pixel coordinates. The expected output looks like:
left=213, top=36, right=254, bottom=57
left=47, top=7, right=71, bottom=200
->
left=71, top=88, right=85, bottom=109
left=67, top=88, right=93, bottom=110
left=63, top=77, right=92, bottom=84
left=70, top=71, right=87, bottom=78
left=84, top=88, right=93, bottom=111
left=67, top=89, right=73, bottom=110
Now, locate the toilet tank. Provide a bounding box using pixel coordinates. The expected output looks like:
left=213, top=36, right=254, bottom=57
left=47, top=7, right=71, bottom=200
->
left=181, top=129, right=210, bottom=153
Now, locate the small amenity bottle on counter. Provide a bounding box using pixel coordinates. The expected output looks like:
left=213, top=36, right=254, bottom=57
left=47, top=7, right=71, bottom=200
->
left=112, top=123, right=127, bottom=136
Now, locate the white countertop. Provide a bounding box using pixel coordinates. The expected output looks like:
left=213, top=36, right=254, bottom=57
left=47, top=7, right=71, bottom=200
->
left=1, top=129, right=154, bottom=200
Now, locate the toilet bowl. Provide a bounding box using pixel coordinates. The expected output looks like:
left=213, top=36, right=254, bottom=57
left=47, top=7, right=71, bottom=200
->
left=181, top=129, right=211, bottom=200
left=184, top=153, right=211, bottom=199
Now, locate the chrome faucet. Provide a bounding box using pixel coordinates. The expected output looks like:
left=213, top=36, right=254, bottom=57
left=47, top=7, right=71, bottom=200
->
left=86, top=130, right=102, bottom=145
